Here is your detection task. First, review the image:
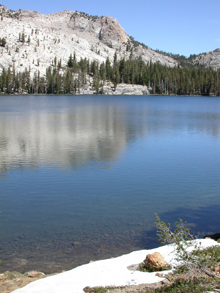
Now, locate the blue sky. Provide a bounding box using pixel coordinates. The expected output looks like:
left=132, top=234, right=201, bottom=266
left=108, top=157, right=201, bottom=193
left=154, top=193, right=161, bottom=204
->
left=2, top=0, right=220, bottom=57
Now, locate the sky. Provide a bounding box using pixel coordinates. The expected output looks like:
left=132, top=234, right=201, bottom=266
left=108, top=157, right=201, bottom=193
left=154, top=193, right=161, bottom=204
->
left=2, top=0, right=220, bottom=57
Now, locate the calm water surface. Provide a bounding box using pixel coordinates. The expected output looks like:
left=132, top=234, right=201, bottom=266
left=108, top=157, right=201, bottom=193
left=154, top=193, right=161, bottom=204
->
left=0, top=95, right=220, bottom=273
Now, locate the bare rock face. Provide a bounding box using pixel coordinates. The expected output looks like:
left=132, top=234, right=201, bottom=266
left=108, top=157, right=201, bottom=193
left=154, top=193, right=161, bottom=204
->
left=72, top=83, right=151, bottom=95
left=67, top=13, right=128, bottom=45
left=144, top=252, right=169, bottom=271
left=99, top=16, right=128, bottom=44
left=68, top=12, right=99, bottom=34
left=0, top=5, right=178, bottom=77
left=192, top=49, right=220, bottom=69
left=103, top=84, right=150, bottom=95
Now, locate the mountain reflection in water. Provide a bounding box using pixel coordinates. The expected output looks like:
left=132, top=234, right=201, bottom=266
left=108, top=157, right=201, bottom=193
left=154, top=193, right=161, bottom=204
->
left=1, top=95, right=220, bottom=173
left=0, top=104, right=131, bottom=172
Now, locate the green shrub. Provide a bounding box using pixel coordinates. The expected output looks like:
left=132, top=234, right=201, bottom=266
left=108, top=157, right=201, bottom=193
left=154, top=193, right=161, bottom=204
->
left=155, top=214, right=217, bottom=278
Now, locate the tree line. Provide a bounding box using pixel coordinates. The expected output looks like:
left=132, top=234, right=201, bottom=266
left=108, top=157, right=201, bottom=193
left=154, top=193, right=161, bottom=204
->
left=0, top=53, right=220, bottom=95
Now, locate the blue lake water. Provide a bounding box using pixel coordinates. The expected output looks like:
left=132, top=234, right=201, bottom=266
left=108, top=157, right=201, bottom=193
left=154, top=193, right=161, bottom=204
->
left=0, top=95, right=220, bottom=273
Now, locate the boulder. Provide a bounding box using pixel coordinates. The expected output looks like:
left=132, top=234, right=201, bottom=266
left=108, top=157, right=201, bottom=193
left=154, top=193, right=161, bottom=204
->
left=103, top=84, right=151, bottom=95
left=143, top=252, right=169, bottom=271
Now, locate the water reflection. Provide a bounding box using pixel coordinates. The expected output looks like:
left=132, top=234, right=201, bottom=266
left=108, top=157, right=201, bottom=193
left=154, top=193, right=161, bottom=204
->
left=0, top=105, right=129, bottom=173
left=1, top=96, right=220, bottom=175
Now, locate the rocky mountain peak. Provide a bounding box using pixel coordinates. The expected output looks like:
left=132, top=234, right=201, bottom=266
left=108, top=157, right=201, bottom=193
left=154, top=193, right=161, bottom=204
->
left=99, top=15, right=128, bottom=44
left=0, top=5, right=178, bottom=76
left=214, top=48, right=220, bottom=53
left=67, top=12, right=128, bottom=45
left=192, top=48, right=220, bottom=69
left=0, top=5, right=41, bottom=20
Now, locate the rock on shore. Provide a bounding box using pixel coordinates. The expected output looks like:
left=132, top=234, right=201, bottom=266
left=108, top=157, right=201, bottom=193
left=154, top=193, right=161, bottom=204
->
left=103, top=84, right=150, bottom=95
left=79, top=83, right=151, bottom=95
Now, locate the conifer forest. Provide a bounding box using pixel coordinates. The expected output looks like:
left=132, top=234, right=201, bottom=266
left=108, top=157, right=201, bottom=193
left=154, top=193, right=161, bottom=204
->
left=1, top=52, right=220, bottom=96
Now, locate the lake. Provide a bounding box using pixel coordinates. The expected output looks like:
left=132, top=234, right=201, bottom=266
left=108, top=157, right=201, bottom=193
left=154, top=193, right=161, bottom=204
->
left=0, top=95, right=220, bottom=273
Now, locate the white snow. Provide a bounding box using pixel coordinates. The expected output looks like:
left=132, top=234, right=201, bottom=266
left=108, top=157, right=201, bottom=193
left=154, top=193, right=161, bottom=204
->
left=12, top=239, right=219, bottom=293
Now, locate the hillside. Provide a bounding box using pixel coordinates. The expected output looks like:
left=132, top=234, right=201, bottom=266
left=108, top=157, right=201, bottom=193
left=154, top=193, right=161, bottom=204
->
left=0, top=5, right=177, bottom=77
left=191, top=48, right=220, bottom=69
left=155, top=48, right=220, bottom=69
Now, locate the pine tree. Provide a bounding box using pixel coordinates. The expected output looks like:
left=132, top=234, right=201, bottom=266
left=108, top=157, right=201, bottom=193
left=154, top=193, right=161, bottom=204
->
left=0, top=37, right=6, bottom=47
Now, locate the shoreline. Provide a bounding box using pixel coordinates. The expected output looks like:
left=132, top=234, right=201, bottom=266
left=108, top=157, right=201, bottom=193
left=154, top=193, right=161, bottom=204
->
left=0, top=239, right=218, bottom=293
left=0, top=93, right=218, bottom=97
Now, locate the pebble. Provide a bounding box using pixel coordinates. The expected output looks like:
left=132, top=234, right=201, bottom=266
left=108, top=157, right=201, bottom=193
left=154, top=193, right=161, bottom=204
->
left=0, top=273, right=5, bottom=280
left=27, top=271, right=45, bottom=278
